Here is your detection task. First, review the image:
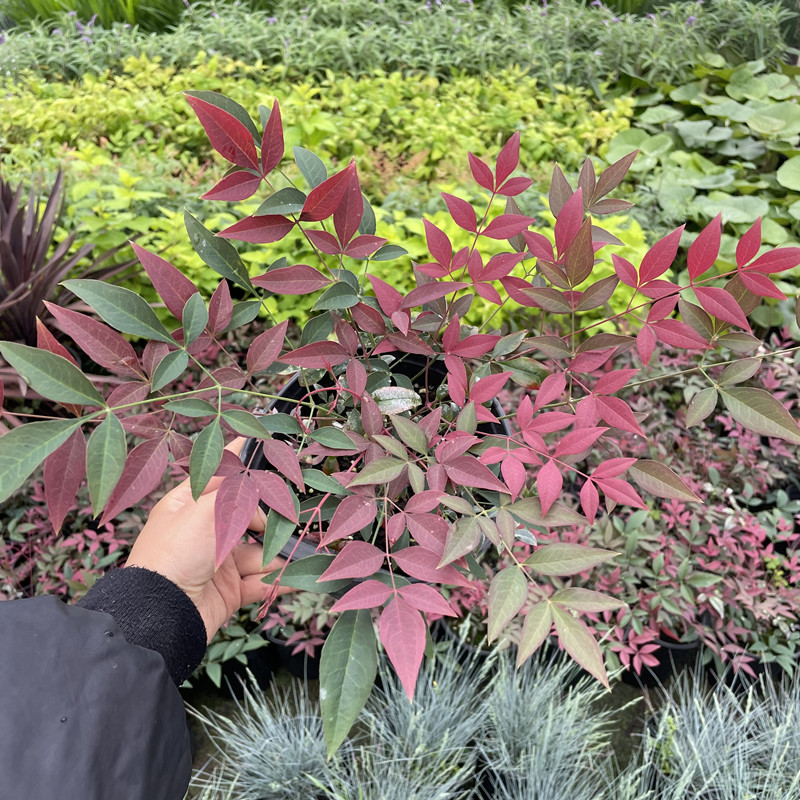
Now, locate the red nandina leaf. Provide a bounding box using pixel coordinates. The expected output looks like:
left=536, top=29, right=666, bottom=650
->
left=330, top=580, right=393, bottom=612
left=445, top=355, right=466, bottom=408
left=300, top=161, right=356, bottom=222
left=343, top=235, right=387, bottom=259
left=639, top=279, right=681, bottom=300
left=527, top=412, right=574, bottom=435
left=253, top=264, right=332, bottom=295
left=335, top=316, right=361, bottom=356
left=443, top=456, right=509, bottom=493
left=533, top=372, right=566, bottom=413
left=283, top=340, right=349, bottom=369
left=201, top=170, right=261, bottom=201
left=305, top=229, right=342, bottom=255
left=479, top=252, right=526, bottom=282
left=495, top=130, right=521, bottom=186
left=196, top=366, right=246, bottom=393
left=554, top=189, right=584, bottom=256
left=334, top=170, right=364, bottom=245
left=214, top=473, right=259, bottom=567
left=736, top=218, right=761, bottom=268
left=398, top=584, right=456, bottom=617
left=451, top=333, right=501, bottom=358
left=693, top=286, right=750, bottom=330
left=747, top=247, right=800, bottom=274
left=391, top=546, right=470, bottom=586
left=554, top=427, right=607, bottom=457
left=132, top=243, right=196, bottom=320
left=352, top=302, right=386, bottom=334
left=442, top=192, right=478, bottom=233
left=404, top=491, right=442, bottom=514
left=580, top=479, right=599, bottom=523
left=537, top=459, right=563, bottom=517
left=347, top=359, right=367, bottom=398
left=321, top=495, right=378, bottom=546
left=596, top=396, right=645, bottom=437
left=639, top=225, right=685, bottom=284
left=120, top=414, right=168, bottom=439
left=496, top=176, right=533, bottom=196
left=481, top=214, right=535, bottom=240
left=517, top=395, right=533, bottom=429
left=319, top=541, right=385, bottom=581
left=361, top=394, right=384, bottom=436
left=250, top=471, right=298, bottom=521
left=522, top=231, right=555, bottom=262
left=612, top=254, right=638, bottom=288
left=106, top=381, right=149, bottom=408
left=390, top=310, right=411, bottom=336
left=592, top=458, right=637, bottom=479
left=260, top=439, right=304, bottom=489
left=688, top=214, right=721, bottom=281
left=218, top=214, right=294, bottom=243
left=369, top=274, right=404, bottom=316
left=740, top=272, right=787, bottom=299
left=35, top=318, right=76, bottom=365
left=637, top=325, right=656, bottom=365
left=401, top=281, right=468, bottom=310
left=442, top=316, right=461, bottom=353
left=569, top=349, right=615, bottom=374
left=564, top=218, right=594, bottom=287
left=101, top=436, right=169, bottom=525
left=44, top=304, right=140, bottom=379
left=468, top=152, right=495, bottom=191
left=260, top=99, right=284, bottom=174
left=44, top=429, right=86, bottom=533
left=186, top=94, right=259, bottom=169
left=594, top=369, right=639, bottom=395
left=652, top=319, right=710, bottom=350
left=386, top=513, right=406, bottom=545
left=406, top=513, right=448, bottom=555
left=247, top=320, right=288, bottom=374
left=475, top=282, right=503, bottom=304
left=423, top=218, right=453, bottom=267
left=374, top=332, right=434, bottom=357
left=380, top=596, right=426, bottom=699
left=470, top=371, right=512, bottom=405
left=501, top=456, right=527, bottom=500
left=207, top=280, right=233, bottom=334
left=647, top=295, right=679, bottom=323
left=596, top=477, right=646, bottom=508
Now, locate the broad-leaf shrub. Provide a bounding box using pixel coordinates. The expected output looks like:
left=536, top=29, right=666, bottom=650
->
left=2, top=92, right=800, bottom=753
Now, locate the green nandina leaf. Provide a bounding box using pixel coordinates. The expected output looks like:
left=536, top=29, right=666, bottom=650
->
left=260, top=413, right=303, bottom=435
left=86, top=413, right=126, bottom=514
left=487, top=567, right=528, bottom=642
left=551, top=605, right=609, bottom=689
left=456, top=401, right=477, bottom=434
left=492, top=331, right=526, bottom=358
left=182, top=293, right=208, bottom=346
left=627, top=460, right=702, bottom=502
left=262, top=554, right=350, bottom=593
left=525, top=543, right=618, bottom=576
left=348, top=457, right=407, bottom=487
left=163, top=399, right=218, bottom=417
left=320, top=609, right=378, bottom=757
left=0, top=418, right=84, bottom=503
left=438, top=517, right=481, bottom=567
left=371, top=244, right=408, bottom=261
left=313, top=283, right=359, bottom=311
left=685, top=386, right=718, bottom=427
left=310, top=427, right=355, bottom=450
left=261, top=507, right=297, bottom=566
left=293, top=146, right=327, bottom=189
left=372, top=387, right=422, bottom=415
left=221, top=409, right=270, bottom=438
left=717, top=357, right=762, bottom=386
left=550, top=588, right=626, bottom=612
left=720, top=386, right=800, bottom=444
left=184, top=211, right=252, bottom=290
left=257, top=187, right=307, bottom=216
left=391, top=415, right=428, bottom=454
left=517, top=602, right=553, bottom=667
left=151, top=350, right=189, bottom=392
left=61, top=280, right=174, bottom=343
left=0, top=343, right=104, bottom=406
left=302, top=469, right=349, bottom=495
left=223, top=301, right=262, bottom=332
left=190, top=417, right=224, bottom=500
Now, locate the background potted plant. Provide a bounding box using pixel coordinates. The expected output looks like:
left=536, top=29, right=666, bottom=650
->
left=2, top=90, right=800, bottom=753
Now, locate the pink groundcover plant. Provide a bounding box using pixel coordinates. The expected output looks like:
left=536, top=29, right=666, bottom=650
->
left=2, top=91, right=800, bottom=752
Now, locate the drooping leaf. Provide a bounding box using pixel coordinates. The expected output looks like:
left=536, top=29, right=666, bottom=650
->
left=627, top=460, right=701, bottom=501
left=0, top=343, right=104, bottom=406
left=61, top=279, right=174, bottom=343
left=213, top=472, right=259, bottom=567
left=320, top=610, right=377, bottom=756
left=379, top=596, right=426, bottom=699
left=250, top=471, right=299, bottom=522
left=487, top=567, right=528, bottom=642
left=86, top=412, right=126, bottom=514
left=260, top=99, right=284, bottom=174
left=516, top=602, right=553, bottom=667
left=43, top=429, right=86, bottom=533
left=261, top=439, right=304, bottom=489
left=552, top=605, right=609, bottom=688
left=685, top=386, right=718, bottom=427
left=720, top=386, right=800, bottom=444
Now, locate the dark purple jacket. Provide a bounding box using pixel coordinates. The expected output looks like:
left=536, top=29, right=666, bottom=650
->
left=0, top=567, right=207, bottom=800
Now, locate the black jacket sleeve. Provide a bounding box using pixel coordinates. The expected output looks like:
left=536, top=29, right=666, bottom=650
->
left=0, top=568, right=207, bottom=800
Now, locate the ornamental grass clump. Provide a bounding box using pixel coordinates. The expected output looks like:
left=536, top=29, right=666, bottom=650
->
left=2, top=90, right=800, bottom=753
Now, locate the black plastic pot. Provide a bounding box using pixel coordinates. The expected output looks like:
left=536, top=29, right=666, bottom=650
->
left=265, top=632, right=320, bottom=680
left=620, top=637, right=702, bottom=688
left=241, top=352, right=512, bottom=561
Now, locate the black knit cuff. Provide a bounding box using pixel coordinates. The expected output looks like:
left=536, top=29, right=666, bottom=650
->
left=77, top=567, right=207, bottom=686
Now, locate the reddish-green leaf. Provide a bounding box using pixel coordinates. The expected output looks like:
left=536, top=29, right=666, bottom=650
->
left=186, top=94, right=259, bottom=169
left=718, top=357, right=761, bottom=386
left=525, top=543, right=618, bottom=576
left=398, top=584, right=456, bottom=617
left=551, top=587, right=626, bottom=613
left=506, top=497, right=588, bottom=528
left=260, top=439, right=304, bottom=489
left=44, top=429, right=86, bottom=533
left=594, top=150, right=637, bottom=201
left=331, top=581, right=393, bottom=612
left=348, top=457, right=407, bottom=487
left=300, top=161, right=357, bottom=222
left=218, top=214, right=294, bottom=243
left=214, top=472, right=260, bottom=567
left=438, top=517, right=481, bottom=567
left=487, top=566, right=528, bottom=642
left=319, top=541, right=385, bottom=581
left=517, top=602, right=553, bottom=667
left=283, top=341, right=350, bottom=368
left=552, top=605, right=609, bottom=689
left=247, top=320, right=289, bottom=374
left=627, top=460, right=701, bottom=501
left=720, top=386, right=800, bottom=445
left=685, top=386, right=718, bottom=427
left=321, top=495, right=378, bottom=546
left=380, top=596, right=426, bottom=699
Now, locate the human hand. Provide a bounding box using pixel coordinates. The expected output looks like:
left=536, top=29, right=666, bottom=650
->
left=125, top=438, right=290, bottom=643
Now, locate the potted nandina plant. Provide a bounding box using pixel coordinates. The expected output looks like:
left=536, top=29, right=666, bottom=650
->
left=2, top=91, right=800, bottom=754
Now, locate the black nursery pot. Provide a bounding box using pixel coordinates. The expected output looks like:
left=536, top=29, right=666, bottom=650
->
left=265, top=632, right=320, bottom=681
left=621, top=637, right=702, bottom=688
left=240, top=352, right=512, bottom=561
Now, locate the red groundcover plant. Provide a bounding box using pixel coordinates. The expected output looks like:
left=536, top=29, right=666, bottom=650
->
left=2, top=92, right=800, bottom=753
